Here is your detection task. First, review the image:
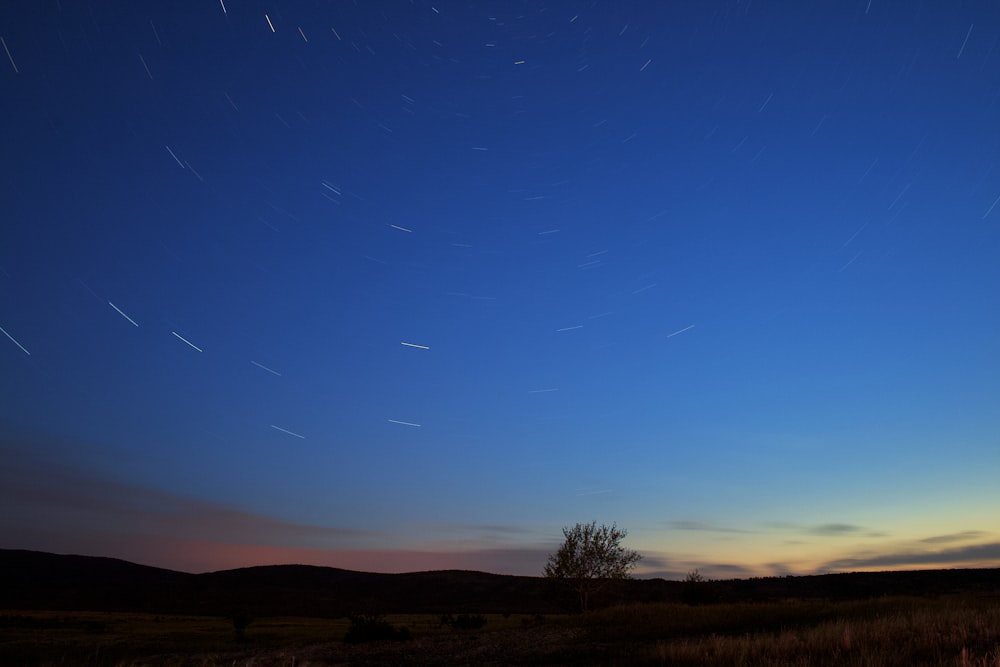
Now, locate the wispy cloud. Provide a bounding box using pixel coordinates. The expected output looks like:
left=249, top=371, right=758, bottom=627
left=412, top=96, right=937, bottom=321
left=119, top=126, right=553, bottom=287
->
left=640, top=559, right=758, bottom=581
left=920, top=531, right=987, bottom=545
left=665, top=520, right=753, bottom=534
left=0, top=447, right=372, bottom=549
left=821, top=542, right=1000, bottom=571
left=0, top=440, right=387, bottom=572
left=765, top=521, right=886, bottom=538
left=809, top=523, right=867, bottom=536
left=0, top=438, right=558, bottom=575
left=443, top=523, right=539, bottom=537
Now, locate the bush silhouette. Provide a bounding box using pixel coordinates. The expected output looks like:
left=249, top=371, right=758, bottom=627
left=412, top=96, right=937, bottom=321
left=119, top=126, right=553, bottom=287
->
left=344, top=613, right=411, bottom=643
left=227, top=607, right=253, bottom=641
left=681, top=569, right=721, bottom=605
left=439, top=613, right=487, bottom=630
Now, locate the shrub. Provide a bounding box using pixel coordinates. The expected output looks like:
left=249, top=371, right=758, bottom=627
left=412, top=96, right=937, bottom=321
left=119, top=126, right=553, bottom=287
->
left=681, top=569, right=720, bottom=605
left=343, top=613, right=411, bottom=643
left=227, top=607, right=253, bottom=641
left=440, top=613, right=487, bottom=630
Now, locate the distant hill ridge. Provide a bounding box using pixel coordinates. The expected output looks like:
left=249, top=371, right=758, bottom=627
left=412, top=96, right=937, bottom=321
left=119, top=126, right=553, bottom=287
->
left=2, top=549, right=998, bottom=617
left=0, top=549, right=559, bottom=616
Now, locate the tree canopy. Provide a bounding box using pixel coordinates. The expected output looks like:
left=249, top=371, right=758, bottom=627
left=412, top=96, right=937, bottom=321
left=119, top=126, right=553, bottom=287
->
left=543, top=521, right=642, bottom=611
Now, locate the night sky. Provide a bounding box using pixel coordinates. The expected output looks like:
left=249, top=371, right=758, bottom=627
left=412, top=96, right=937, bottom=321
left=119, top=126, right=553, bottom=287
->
left=2, top=1, right=999, bottom=578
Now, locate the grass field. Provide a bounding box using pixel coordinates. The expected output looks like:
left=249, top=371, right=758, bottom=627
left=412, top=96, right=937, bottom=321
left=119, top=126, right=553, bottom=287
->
left=579, top=596, right=1000, bottom=666
left=0, top=609, right=534, bottom=666
left=2, top=595, right=999, bottom=665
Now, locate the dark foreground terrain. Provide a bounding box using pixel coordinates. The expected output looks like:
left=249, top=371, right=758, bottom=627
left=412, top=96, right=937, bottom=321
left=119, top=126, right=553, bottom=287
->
left=2, top=549, right=999, bottom=665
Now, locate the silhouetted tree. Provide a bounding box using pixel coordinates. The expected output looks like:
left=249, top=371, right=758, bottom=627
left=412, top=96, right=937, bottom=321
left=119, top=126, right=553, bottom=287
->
left=681, top=568, right=720, bottom=605
left=543, top=521, right=642, bottom=611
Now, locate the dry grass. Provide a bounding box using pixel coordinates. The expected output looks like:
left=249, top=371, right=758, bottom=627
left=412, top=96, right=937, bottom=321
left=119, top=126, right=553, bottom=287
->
left=3, top=596, right=999, bottom=665
left=0, top=610, right=338, bottom=665
left=0, top=610, right=549, bottom=666
left=577, top=596, right=1000, bottom=666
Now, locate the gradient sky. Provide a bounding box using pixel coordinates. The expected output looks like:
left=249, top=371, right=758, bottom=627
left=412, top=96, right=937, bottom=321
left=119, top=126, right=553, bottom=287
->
left=2, top=1, right=999, bottom=579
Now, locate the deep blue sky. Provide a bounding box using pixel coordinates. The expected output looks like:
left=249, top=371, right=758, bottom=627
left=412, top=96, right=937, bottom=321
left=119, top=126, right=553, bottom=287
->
left=2, top=0, right=999, bottom=577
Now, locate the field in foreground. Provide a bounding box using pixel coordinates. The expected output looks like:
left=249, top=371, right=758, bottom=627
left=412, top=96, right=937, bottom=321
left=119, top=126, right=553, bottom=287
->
left=3, top=595, right=1000, bottom=666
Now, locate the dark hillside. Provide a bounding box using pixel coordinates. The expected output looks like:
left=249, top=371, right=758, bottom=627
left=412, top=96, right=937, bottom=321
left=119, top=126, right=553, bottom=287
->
left=0, top=550, right=563, bottom=616
left=0, top=549, right=188, bottom=612
left=2, top=549, right=998, bottom=618
left=716, top=569, right=1000, bottom=601
left=191, top=565, right=560, bottom=616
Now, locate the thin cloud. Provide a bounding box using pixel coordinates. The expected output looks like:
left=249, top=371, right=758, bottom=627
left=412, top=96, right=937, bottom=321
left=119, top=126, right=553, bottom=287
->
left=763, top=562, right=798, bottom=576
left=665, top=520, right=753, bottom=534
left=920, top=531, right=987, bottom=545
left=701, top=563, right=758, bottom=577
left=764, top=521, right=799, bottom=530
left=0, top=438, right=560, bottom=575
left=0, top=443, right=375, bottom=554
left=630, top=553, right=672, bottom=571
left=4, top=476, right=373, bottom=546
left=445, top=523, right=537, bottom=536
left=809, top=523, right=867, bottom=536
left=633, top=549, right=760, bottom=580
left=765, top=521, right=874, bottom=537
left=640, top=561, right=758, bottom=581
left=821, top=542, right=1000, bottom=571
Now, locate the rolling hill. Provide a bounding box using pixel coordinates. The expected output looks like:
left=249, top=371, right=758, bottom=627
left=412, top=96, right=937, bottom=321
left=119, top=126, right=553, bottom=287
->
left=2, top=549, right=997, bottom=618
